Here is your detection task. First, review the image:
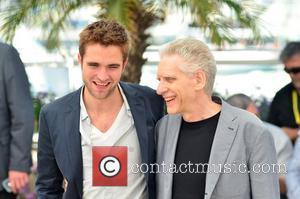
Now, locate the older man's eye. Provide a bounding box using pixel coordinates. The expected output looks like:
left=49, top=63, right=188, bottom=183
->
left=165, top=77, right=176, bottom=82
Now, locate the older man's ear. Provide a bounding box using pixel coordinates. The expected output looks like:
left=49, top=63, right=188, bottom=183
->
left=194, top=69, right=206, bottom=91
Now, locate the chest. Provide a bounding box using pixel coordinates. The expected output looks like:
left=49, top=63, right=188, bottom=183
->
left=89, top=108, right=122, bottom=133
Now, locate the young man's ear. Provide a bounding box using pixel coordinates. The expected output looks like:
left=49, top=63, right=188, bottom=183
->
left=78, top=53, right=82, bottom=67
left=122, top=58, right=128, bottom=71
left=194, top=69, right=206, bottom=91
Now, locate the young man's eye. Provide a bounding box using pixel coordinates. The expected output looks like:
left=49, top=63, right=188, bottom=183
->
left=87, top=63, right=98, bottom=67
left=108, top=65, right=120, bottom=69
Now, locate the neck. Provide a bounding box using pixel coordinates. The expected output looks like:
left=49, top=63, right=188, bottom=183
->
left=83, top=86, right=123, bottom=115
left=182, top=94, right=221, bottom=122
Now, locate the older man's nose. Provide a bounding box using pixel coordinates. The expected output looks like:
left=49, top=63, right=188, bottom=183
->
left=157, top=82, right=167, bottom=95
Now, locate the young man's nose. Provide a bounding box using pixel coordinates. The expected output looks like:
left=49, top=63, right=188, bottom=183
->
left=96, top=67, right=110, bottom=81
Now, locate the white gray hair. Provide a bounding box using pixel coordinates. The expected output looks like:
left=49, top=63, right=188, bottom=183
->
left=160, top=38, right=216, bottom=95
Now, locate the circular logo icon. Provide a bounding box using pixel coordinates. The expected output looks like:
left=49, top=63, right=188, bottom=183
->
left=99, top=155, right=121, bottom=177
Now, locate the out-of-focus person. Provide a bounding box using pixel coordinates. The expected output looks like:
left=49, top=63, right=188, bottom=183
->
left=0, top=42, right=34, bottom=199
left=227, top=93, right=293, bottom=199
left=287, top=137, right=300, bottom=199
left=268, top=42, right=300, bottom=142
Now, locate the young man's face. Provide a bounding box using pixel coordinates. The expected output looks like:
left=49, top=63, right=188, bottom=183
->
left=285, top=54, right=300, bottom=90
left=156, top=54, right=198, bottom=115
left=78, top=43, right=126, bottom=100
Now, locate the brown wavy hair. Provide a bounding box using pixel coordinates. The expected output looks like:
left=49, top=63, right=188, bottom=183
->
left=79, top=19, right=129, bottom=61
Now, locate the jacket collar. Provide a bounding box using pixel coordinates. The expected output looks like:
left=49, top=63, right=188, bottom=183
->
left=164, top=97, right=239, bottom=198
left=63, top=82, right=150, bottom=196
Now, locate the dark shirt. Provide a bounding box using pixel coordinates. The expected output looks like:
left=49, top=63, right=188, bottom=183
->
left=268, top=82, right=299, bottom=128
left=172, top=112, right=221, bottom=199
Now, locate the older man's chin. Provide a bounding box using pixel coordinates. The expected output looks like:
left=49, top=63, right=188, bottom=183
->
left=166, top=107, right=178, bottom=115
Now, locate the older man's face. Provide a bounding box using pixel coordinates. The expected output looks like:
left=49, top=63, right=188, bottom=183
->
left=284, top=54, right=300, bottom=90
left=156, top=54, right=199, bottom=115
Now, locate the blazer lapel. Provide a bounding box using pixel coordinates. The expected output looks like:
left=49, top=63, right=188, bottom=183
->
left=120, top=83, right=148, bottom=164
left=63, top=89, right=83, bottom=197
left=165, top=114, right=182, bottom=195
left=205, top=101, right=238, bottom=198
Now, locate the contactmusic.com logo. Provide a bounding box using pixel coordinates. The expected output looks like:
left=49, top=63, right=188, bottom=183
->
left=92, top=146, right=128, bottom=186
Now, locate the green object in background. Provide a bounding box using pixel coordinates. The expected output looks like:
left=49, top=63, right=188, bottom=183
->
left=33, top=98, right=42, bottom=132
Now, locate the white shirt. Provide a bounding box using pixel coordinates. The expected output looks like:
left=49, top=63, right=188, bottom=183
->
left=263, top=122, right=293, bottom=175
left=80, top=85, right=148, bottom=199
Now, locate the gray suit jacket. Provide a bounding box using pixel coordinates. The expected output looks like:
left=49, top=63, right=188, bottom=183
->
left=0, top=42, right=34, bottom=190
left=156, top=98, right=279, bottom=199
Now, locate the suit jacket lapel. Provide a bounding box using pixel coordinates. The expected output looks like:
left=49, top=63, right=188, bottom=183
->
left=64, top=89, right=83, bottom=197
left=205, top=101, right=238, bottom=198
left=165, top=114, right=182, bottom=194
left=120, top=83, right=148, bottom=165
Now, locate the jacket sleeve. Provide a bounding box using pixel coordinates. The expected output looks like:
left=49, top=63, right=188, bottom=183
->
left=287, top=138, right=300, bottom=199
left=249, top=128, right=280, bottom=199
left=3, top=45, right=34, bottom=172
left=36, top=108, right=64, bottom=199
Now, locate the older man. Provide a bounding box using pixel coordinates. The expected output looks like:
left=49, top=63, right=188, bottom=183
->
left=155, top=38, right=279, bottom=199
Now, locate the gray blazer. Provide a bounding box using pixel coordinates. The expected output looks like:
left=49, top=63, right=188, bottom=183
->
left=0, top=42, right=34, bottom=189
left=156, top=99, right=279, bottom=199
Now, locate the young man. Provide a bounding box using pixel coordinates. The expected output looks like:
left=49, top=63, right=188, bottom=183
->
left=155, top=38, right=279, bottom=199
left=36, top=20, right=164, bottom=199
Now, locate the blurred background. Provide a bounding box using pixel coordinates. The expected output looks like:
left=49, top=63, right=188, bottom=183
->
left=0, top=0, right=299, bottom=197
left=1, top=0, right=297, bottom=108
